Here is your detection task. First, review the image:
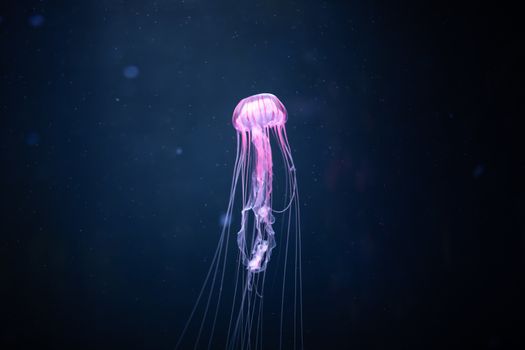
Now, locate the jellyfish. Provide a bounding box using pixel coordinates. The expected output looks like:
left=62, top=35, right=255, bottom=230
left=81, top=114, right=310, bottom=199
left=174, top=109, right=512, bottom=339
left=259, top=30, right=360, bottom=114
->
left=233, top=93, right=289, bottom=275
left=176, top=93, right=302, bottom=350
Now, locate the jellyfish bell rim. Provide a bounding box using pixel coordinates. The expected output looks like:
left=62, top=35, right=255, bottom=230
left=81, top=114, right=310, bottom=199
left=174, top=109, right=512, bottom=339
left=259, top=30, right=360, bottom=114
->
left=232, top=93, right=288, bottom=132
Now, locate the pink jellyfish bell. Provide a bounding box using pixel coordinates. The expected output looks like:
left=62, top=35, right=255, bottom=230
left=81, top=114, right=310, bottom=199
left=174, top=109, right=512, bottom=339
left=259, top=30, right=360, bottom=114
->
left=232, top=93, right=287, bottom=132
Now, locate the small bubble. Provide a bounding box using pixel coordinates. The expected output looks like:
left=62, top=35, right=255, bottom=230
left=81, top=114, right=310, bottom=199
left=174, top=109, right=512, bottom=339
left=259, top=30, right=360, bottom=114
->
left=28, top=14, right=44, bottom=28
left=175, top=147, right=183, bottom=155
left=473, top=164, right=485, bottom=179
left=26, top=132, right=40, bottom=146
left=219, top=213, right=231, bottom=227
left=123, top=65, right=139, bottom=79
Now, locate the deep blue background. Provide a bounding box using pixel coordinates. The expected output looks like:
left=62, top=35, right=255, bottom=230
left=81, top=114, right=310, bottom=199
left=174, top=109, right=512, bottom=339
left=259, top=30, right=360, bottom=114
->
left=1, top=1, right=523, bottom=349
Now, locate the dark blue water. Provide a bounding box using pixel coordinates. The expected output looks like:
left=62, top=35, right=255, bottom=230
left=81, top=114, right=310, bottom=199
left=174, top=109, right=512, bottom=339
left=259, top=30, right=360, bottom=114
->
left=1, top=1, right=522, bottom=349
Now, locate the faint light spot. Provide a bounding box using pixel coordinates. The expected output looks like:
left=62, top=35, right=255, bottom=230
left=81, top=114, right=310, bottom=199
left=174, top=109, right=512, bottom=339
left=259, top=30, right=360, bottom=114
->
left=28, top=14, right=44, bottom=28
left=473, top=164, right=485, bottom=179
left=123, top=65, right=139, bottom=79
left=26, top=132, right=40, bottom=146
left=175, top=147, right=183, bottom=155
left=219, top=213, right=231, bottom=227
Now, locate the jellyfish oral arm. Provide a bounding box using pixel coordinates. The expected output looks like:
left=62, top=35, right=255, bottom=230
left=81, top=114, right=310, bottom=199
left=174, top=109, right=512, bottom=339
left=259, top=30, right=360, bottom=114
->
left=236, top=126, right=277, bottom=274
left=247, top=240, right=269, bottom=271
left=251, top=126, right=272, bottom=208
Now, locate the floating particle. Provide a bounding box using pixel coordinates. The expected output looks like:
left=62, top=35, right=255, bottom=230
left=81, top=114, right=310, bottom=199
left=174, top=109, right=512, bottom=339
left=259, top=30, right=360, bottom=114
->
left=26, top=132, right=40, bottom=146
left=123, top=65, right=139, bottom=79
left=473, top=164, right=485, bottom=178
left=28, top=14, right=44, bottom=28
left=219, top=213, right=231, bottom=227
